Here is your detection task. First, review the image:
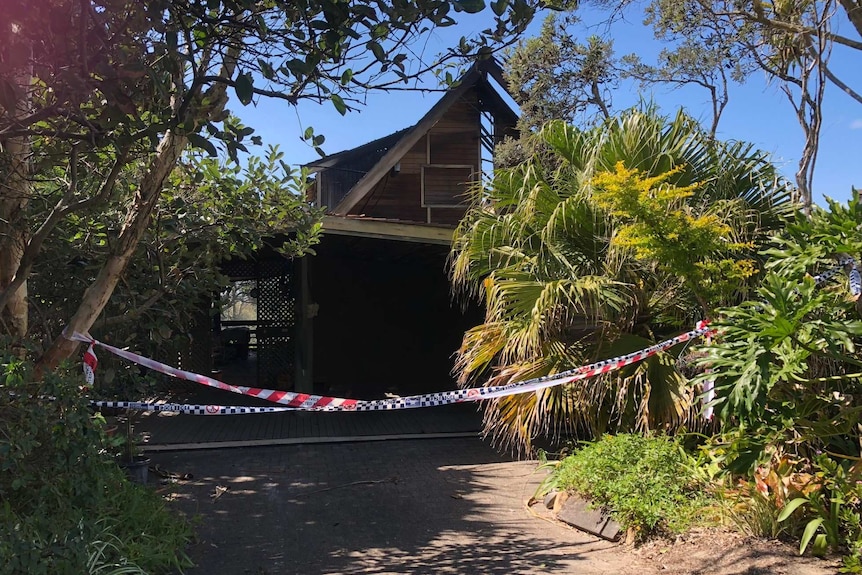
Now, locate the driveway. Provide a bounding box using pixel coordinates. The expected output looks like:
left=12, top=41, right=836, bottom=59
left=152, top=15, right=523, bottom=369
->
left=152, top=437, right=629, bottom=574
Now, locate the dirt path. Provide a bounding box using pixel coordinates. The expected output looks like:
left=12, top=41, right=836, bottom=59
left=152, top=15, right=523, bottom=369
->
left=151, top=438, right=839, bottom=574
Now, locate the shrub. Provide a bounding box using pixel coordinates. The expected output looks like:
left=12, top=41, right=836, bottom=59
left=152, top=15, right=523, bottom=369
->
left=0, top=350, right=192, bottom=574
left=689, top=195, right=862, bottom=566
left=553, top=433, right=717, bottom=540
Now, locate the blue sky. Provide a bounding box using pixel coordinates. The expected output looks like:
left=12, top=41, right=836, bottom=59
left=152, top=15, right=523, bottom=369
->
left=235, top=7, right=862, bottom=207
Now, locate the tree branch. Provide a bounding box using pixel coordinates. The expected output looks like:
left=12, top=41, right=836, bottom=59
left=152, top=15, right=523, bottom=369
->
left=101, top=289, right=165, bottom=328
left=0, top=147, right=127, bottom=314
left=712, top=7, right=862, bottom=51
left=820, top=55, right=862, bottom=105
left=837, top=0, right=862, bottom=38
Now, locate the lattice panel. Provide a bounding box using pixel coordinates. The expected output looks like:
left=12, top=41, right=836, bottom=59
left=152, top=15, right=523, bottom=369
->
left=257, top=276, right=296, bottom=323
left=256, top=258, right=297, bottom=388
left=220, top=258, right=257, bottom=279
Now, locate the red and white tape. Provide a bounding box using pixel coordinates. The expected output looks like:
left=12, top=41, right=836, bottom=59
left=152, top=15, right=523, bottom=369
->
left=73, top=322, right=712, bottom=412
left=82, top=343, right=98, bottom=387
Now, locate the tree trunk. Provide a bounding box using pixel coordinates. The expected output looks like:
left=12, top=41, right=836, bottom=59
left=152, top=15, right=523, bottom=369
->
left=36, top=128, right=188, bottom=371
left=0, top=26, right=33, bottom=342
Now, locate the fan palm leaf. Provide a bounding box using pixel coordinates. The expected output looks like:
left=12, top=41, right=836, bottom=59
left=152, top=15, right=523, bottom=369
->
left=452, top=107, right=796, bottom=453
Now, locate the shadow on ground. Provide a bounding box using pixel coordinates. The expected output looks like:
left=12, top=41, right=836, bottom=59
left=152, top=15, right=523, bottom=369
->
left=153, top=437, right=625, bottom=575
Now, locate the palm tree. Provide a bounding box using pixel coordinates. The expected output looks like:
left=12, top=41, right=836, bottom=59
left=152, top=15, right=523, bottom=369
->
left=450, top=108, right=794, bottom=454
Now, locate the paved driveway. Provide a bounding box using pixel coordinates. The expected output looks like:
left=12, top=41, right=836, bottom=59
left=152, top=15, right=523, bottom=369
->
left=153, top=437, right=630, bottom=574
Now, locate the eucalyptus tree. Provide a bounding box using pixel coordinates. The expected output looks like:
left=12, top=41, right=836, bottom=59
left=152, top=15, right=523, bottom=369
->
left=450, top=108, right=795, bottom=453
left=583, top=0, right=862, bottom=209
left=0, top=0, right=536, bottom=372
left=498, top=12, right=618, bottom=166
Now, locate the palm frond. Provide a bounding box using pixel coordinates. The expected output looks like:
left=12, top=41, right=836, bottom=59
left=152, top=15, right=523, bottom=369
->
left=451, top=106, right=794, bottom=454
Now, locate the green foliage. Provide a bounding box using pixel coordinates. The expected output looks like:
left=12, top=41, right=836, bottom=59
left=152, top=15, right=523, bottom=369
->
left=451, top=107, right=793, bottom=452
left=0, top=351, right=192, bottom=574
left=591, top=161, right=756, bottom=310
left=694, top=194, right=862, bottom=470
left=686, top=194, right=862, bottom=565
left=499, top=12, right=616, bottom=165
left=777, top=455, right=862, bottom=557
left=552, top=434, right=716, bottom=539
left=31, top=144, right=322, bottom=361
left=843, top=541, right=862, bottom=574
left=3, top=0, right=538, bottom=158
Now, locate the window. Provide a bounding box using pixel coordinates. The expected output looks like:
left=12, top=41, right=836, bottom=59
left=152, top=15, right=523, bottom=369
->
left=420, top=164, right=475, bottom=208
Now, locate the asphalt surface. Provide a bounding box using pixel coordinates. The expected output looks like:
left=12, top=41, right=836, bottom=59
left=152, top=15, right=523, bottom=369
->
left=152, top=437, right=628, bottom=575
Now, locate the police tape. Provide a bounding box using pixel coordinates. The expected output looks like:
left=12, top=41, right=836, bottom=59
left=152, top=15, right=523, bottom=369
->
left=812, top=254, right=861, bottom=298
left=90, top=400, right=293, bottom=415
left=74, top=255, right=862, bottom=415
left=74, top=322, right=713, bottom=413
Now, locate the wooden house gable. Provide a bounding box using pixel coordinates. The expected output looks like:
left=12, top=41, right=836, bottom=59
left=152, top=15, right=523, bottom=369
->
left=307, top=59, right=518, bottom=229
left=349, top=89, right=482, bottom=225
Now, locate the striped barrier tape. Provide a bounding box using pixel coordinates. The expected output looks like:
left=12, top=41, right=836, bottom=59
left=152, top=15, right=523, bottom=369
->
left=812, top=255, right=853, bottom=285
left=83, top=343, right=97, bottom=387
left=812, top=254, right=861, bottom=298
left=851, top=263, right=862, bottom=299
left=90, top=400, right=294, bottom=415
left=5, top=389, right=292, bottom=416
left=74, top=322, right=712, bottom=412
left=74, top=254, right=861, bottom=415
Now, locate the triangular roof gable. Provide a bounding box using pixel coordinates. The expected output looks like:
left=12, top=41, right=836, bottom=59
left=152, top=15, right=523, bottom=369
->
left=305, top=127, right=410, bottom=172
left=331, top=58, right=515, bottom=215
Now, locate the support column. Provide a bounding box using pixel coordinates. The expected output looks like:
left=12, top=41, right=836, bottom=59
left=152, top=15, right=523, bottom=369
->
left=295, top=255, right=314, bottom=393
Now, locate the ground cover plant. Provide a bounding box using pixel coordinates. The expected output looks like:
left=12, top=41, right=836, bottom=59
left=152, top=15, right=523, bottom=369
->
left=547, top=434, right=719, bottom=541
left=0, top=349, right=193, bottom=574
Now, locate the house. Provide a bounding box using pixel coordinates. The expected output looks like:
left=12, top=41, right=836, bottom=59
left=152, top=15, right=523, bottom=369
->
left=208, top=59, right=519, bottom=397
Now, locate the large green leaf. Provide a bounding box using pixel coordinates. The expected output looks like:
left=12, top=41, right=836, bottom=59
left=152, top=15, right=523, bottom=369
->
left=233, top=72, right=254, bottom=106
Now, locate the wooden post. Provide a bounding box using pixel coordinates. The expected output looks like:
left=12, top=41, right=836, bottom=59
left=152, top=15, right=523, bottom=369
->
left=295, top=256, right=314, bottom=393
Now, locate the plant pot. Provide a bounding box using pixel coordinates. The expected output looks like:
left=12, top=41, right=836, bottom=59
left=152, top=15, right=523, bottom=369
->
left=120, top=455, right=151, bottom=484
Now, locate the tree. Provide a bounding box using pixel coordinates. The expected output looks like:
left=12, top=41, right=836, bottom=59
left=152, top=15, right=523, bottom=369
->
left=497, top=12, right=617, bottom=165
left=586, top=0, right=862, bottom=209
left=450, top=107, right=794, bottom=453
left=507, top=13, right=617, bottom=126
left=0, top=0, right=537, bottom=371
left=28, top=141, right=321, bottom=363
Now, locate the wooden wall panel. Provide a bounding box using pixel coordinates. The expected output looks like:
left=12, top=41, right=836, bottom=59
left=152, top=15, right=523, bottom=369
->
left=349, top=175, right=426, bottom=221
left=430, top=93, right=480, bottom=134
left=345, top=86, right=486, bottom=224
left=429, top=207, right=469, bottom=226
left=396, top=136, right=427, bottom=175
left=422, top=165, right=474, bottom=207
left=430, top=131, right=479, bottom=165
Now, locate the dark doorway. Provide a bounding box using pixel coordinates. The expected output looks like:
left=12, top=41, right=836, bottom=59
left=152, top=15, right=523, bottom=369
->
left=308, top=235, right=482, bottom=399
